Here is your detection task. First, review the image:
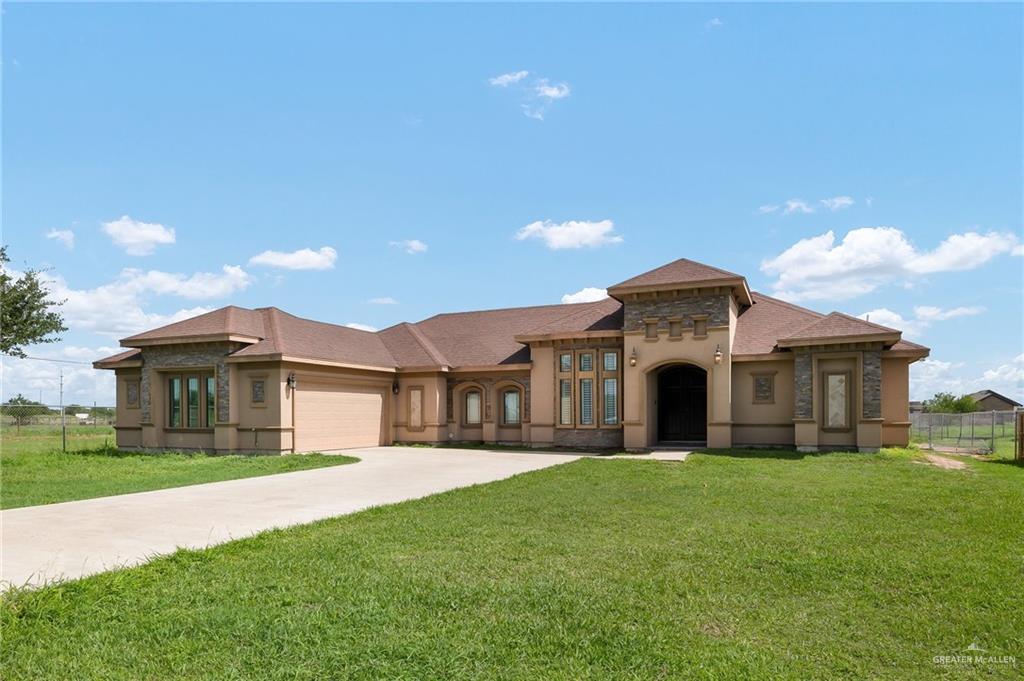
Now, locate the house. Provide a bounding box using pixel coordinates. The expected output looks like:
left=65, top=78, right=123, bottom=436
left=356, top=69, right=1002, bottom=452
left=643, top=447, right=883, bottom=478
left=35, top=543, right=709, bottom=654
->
left=94, top=257, right=929, bottom=453
left=967, top=390, right=1023, bottom=412
left=909, top=401, right=924, bottom=413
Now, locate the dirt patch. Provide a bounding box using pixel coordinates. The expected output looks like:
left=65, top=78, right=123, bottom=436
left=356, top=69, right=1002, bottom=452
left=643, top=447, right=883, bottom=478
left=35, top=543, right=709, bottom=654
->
left=923, top=454, right=968, bottom=470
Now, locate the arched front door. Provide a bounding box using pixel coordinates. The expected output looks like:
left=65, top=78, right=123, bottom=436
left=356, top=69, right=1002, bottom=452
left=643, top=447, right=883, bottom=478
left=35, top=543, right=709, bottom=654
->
left=657, top=365, right=707, bottom=443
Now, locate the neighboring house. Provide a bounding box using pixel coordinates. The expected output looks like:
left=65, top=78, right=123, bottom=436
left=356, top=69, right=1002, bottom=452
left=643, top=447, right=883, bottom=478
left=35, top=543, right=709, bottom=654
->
left=967, top=390, right=1023, bottom=412
left=909, top=401, right=924, bottom=414
left=95, top=257, right=929, bottom=453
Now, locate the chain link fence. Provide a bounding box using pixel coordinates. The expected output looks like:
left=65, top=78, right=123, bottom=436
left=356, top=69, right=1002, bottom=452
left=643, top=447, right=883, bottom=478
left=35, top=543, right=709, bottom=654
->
left=1, top=404, right=117, bottom=453
left=910, top=410, right=1020, bottom=458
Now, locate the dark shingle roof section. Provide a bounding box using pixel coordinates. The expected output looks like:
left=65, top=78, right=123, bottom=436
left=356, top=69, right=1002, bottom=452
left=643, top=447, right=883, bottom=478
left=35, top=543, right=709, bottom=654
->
left=378, top=323, right=448, bottom=368
left=733, top=293, right=824, bottom=355
left=609, top=257, right=745, bottom=290
left=93, top=348, right=142, bottom=368
left=968, top=389, right=1022, bottom=407
left=122, top=306, right=265, bottom=343
left=778, top=311, right=900, bottom=343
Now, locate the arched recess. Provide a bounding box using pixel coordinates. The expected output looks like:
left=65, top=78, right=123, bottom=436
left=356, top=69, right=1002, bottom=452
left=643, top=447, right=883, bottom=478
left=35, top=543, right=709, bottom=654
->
left=494, top=379, right=526, bottom=440
left=644, top=361, right=711, bottom=445
left=452, top=381, right=486, bottom=442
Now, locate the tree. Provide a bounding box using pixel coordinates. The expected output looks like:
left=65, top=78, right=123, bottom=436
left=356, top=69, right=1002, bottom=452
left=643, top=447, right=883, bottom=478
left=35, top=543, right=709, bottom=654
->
left=0, top=246, right=67, bottom=358
left=923, top=392, right=979, bottom=413
left=1, top=393, right=53, bottom=427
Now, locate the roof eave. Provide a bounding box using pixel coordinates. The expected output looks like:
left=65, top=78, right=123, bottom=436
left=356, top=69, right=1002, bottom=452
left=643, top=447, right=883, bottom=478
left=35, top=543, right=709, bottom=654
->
left=122, top=333, right=263, bottom=348
left=93, top=359, right=143, bottom=370
left=607, top=276, right=753, bottom=306
left=514, top=329, right=624, bottom=344
left=776, top=332, right=901, bottom=348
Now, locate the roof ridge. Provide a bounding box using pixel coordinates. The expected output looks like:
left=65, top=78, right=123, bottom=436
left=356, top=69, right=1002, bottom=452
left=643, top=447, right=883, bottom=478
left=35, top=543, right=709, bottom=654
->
left=524, top=298, right=615, bottom=334
left=403, top=322, right=449, bottom=367
left=263, top=308, right=284, bottom=354
left=419, top=298, right=606, bottom=322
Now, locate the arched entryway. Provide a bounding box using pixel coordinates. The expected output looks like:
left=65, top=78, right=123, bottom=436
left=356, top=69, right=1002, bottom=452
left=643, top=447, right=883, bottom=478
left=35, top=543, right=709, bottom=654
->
left=657, top=364, right=708, bottom=444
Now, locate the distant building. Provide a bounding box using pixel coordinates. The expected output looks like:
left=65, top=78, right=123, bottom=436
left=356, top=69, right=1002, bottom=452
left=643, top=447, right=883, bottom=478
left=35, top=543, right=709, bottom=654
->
left=968, top=390, right=1023, bottom=412
left=909, top=401, right=924, bottom=413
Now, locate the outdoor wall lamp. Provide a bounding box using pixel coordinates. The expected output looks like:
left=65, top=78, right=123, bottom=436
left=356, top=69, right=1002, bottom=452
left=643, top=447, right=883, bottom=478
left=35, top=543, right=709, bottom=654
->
left=286, top=372, right=297, bottom=390
left=714, top=344, right=723, bottom=365
left=392, top=381, right=401, bottom=395
left=629, top=347, right=638, bottom=367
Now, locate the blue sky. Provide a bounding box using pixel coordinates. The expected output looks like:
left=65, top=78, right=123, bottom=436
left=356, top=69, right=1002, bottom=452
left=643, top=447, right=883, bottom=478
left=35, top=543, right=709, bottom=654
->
left=2, top=2, right=1021, bottom=406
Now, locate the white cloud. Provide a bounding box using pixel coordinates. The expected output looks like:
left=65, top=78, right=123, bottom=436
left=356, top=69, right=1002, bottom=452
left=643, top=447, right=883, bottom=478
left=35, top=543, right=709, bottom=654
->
left=45, top=229, right=75, bottom=249
left=535, top=79, right=571, bottom=100
left=705, top=17, right=724, bottom=29
left=782, top=199, right=815, bottom=215
left=757, top=205, right=780, bottom=214
left=910, top=354, right=1024, bottom=403
left=857, top=305, right=984, bottom=339
left=762, top=227, right=1022, bottom=301
left=248, top=246, right=337, bottom=271
left=389, top=239, right=428, bottom=255
left=0, top=347, right=118, bottom=405
left=344, top=323, right=378, bottom=332
left=101, top=215, right=176, bottom=255
left=561, top=287, right=609, bottom=304
left=515, top=219, right=623, bottom=250
left=368, top=297, right=398, bottom=305
left=821, top=196, right=854, bottom=211
left=857, top=309, right=924, bottom=337
left=982, top=353, right=1024, bottom=387
left=913, top=305, right=985, bottom=322
left=489, top=70, right=529, bottom=87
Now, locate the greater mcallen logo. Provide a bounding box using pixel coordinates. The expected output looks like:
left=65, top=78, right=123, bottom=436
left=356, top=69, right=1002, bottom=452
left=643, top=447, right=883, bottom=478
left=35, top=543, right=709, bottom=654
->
left=933, top=642, right=1016, bottom=667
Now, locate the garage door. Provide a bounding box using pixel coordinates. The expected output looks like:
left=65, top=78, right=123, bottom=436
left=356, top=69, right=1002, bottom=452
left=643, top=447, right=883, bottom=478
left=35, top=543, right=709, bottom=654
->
left=295, top=381, right=385, bottom=451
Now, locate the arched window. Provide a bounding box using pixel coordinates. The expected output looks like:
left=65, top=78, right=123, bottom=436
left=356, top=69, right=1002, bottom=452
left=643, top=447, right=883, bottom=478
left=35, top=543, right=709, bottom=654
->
left=464, top=390, right=482, bottom=425
left=502, top=388, right=521, bottom=425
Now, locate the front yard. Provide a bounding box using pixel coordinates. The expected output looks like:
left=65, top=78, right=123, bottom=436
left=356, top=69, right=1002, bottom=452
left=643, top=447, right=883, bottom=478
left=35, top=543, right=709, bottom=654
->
left=3, top=448, right=1021, bottom=679
left=0, top=428, right=357, bottom=509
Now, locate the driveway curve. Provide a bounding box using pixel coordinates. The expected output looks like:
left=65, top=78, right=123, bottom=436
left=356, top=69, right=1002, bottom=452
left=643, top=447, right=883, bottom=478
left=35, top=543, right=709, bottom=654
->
left=1, top=447, right=578, bottom=588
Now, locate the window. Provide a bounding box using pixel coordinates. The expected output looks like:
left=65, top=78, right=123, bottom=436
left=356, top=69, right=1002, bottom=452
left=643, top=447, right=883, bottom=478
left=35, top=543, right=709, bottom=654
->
left=502, top=389, right=521, bottom=425
left=169, top=377, right=182, bottom=428
left=693, top=318, right=708, bottom=338
left=579, top=353, right=593, bottom=372
left=409, top=387, right=423, bottom=429
left=251, top=379, right=266, bottom=404
left=206, top=376, right=216, bottom=425
left=167, top=372, right=214, bottom=429
left=823, top=372, right=850, bottom=430
left=579, top=378, right=594, bottom=425
left=603, top=378, right=618, bottom=425
left=465, top=390, right=482, bottom=425
left=126, top=380, right=140, bottom=409
left=603, top=352, right=617, bottom=372
left=559, top=379, right=572, bottom=425
left=559, top=353, right=572, bottom=372
left=753, top=373, right=775, bottom=404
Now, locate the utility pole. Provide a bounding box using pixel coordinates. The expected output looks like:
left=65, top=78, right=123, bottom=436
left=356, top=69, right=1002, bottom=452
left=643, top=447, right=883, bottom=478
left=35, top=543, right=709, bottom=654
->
left=59, top=366, right=66, bottom=453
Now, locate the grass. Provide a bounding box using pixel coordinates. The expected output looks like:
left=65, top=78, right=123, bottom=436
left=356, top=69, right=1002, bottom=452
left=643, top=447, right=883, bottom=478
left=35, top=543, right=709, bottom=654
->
left=3, top=447, right=1022, bottom=679
left=0, top=426, right=358, bottom=509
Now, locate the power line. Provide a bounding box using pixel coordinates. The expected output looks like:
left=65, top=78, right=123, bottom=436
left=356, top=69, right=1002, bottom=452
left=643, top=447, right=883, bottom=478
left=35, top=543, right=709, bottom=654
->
left=1, top=354, right=91, bottom=366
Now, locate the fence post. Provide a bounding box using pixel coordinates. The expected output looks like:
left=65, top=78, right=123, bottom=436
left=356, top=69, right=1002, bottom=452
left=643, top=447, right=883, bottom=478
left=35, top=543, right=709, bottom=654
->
left=991, top=410, right=996, bottom=455
left=59, top=367, right=66, bottom=453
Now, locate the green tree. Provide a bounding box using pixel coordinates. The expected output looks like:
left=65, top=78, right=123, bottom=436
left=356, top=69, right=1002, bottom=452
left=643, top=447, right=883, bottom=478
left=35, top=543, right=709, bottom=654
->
left=1, top=394, right=53, bottom=426
left=0, top=246, right=67, bottom=358
left=923, top=392, right=979, bottom=413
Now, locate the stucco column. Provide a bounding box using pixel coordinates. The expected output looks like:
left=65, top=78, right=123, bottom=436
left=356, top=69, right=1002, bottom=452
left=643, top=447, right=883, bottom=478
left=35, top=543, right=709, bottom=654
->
left=707, top=360, right=732, bottom=449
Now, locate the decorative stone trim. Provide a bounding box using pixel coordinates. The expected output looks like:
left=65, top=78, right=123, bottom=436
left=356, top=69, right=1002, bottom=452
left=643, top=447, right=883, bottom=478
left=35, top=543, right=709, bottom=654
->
left=862, top=350, right=882, bottom=419
left=794, top=351, right=813, bottom=419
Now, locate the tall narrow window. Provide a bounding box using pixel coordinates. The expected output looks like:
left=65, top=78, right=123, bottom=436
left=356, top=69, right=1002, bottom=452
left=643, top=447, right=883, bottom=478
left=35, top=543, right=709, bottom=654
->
left=579, top=378, right=594, bottom=425
left=603, top=352, right=617, bottom=372
left=503, top=390, right=521, bottom=425
left=603, top=378, right=618, bottom=425
left=465, top=390, right=481, bottom=425
left=409, top=387, right=423, bottom=429
left=187, top=377, right=200, bottom=428
left=206, top=376, right=216, bottom=425
left=169, top=377, right=182, bottom=428
left=559, top=353, right=572, bottom=372
left=559, top=379, right=572, bottom=425
left=824, top=372, right=850, bottom=429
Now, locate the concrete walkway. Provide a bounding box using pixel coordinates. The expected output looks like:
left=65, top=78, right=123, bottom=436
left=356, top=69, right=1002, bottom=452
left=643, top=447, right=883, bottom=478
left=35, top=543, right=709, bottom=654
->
left=1, top=447, right=579, bottom=589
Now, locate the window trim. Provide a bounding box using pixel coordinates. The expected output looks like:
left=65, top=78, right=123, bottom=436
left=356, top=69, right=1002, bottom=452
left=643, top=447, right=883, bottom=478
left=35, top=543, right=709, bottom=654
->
left=752, top=371, right=777, bottom=405
left=579, top=377, right=594, bottom=426
left=165, top=370, right=215, bottom=431
left=249, top=374, right=268, bottom=408
left=500, top=387, right=522, bottom=427
left=602, top=377, right=619, bottom=425
left=125, top=379, right=141, bottom=409
left=407, top=385, right=425, bottom=431
left=692, top=315, right=709, bottom=339
left=463, top=389, right=483, bottom=427
left=558, top=378, right=573, bottom=426
left=559, top=352, right=572, bottom=373
left=821, top=370, right=853, bottom=432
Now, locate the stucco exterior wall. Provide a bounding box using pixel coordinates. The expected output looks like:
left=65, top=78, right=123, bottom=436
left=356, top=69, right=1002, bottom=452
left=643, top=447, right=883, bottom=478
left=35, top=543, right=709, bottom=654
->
left=443, top=372, right=530, bottom=444
left=731, top=360, right=795, bottom=446
left=394, top=373, right=447, bottom=443
left=881, top=357, right=911, bottom=446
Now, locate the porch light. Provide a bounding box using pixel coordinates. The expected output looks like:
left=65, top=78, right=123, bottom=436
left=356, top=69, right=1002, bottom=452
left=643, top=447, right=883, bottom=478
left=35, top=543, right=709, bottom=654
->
left=392, top=381, right=401, bottom=395
left=714, top=344, right=723, bottom=365
left=287, top=372, right=297, bottom=390
left=629, top=347, right=638, bottom=367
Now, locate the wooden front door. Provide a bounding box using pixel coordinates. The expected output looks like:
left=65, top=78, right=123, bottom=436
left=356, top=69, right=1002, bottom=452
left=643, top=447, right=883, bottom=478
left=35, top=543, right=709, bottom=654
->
left=657, top=366, right=707, bottom=442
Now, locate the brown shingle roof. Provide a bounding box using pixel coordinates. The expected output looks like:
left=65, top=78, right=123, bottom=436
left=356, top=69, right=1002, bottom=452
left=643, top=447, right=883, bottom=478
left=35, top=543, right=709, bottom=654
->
left=733, top=293, right=824, bottom=355
left=609, top=257, right=745, bottom=290
left=378, top=323, right=448, bottom=368
left=230, top=308, right=396, bottom=368
left=778, top=311, right=900, bottom=344
left=122, top=306, right=266, bottom=343
left=93, top=348, right=142, bottom=368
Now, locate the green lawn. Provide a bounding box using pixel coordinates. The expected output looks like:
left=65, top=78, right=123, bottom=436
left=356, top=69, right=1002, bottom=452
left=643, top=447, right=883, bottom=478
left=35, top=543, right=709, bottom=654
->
left=0, top=427, right=358, bottom=509
left=3, top=448, right=1021, bottom=679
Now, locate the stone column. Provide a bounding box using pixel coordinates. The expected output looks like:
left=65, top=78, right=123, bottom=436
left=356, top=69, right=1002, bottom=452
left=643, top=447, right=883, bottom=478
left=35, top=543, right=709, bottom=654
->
left=858, top=350, right=883, bottom=452
left=793, top=350, right=818, bottom=451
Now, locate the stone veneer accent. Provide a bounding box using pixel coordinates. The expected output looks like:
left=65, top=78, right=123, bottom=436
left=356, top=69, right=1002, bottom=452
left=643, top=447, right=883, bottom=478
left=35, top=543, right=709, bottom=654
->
left=794, top=351, right=813, bottom=419
left=622, top=293, right=730, bottom=333
left=553, top=428, right=624, bottom=449
left=446, top=376, right=530, bottom=424
left=139, top=343, right=234, bottom=424
left=861, top=350, right=882, bottom=419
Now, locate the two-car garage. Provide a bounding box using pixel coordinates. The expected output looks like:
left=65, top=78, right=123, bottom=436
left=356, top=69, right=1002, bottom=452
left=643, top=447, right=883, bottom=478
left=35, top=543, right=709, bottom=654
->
left=292, top=379, right=388, bottom=451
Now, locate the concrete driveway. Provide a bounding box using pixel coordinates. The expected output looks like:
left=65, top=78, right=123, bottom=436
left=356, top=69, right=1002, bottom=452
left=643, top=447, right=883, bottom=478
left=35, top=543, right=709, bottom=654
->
left=1, top=447, right=579, bottom=588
